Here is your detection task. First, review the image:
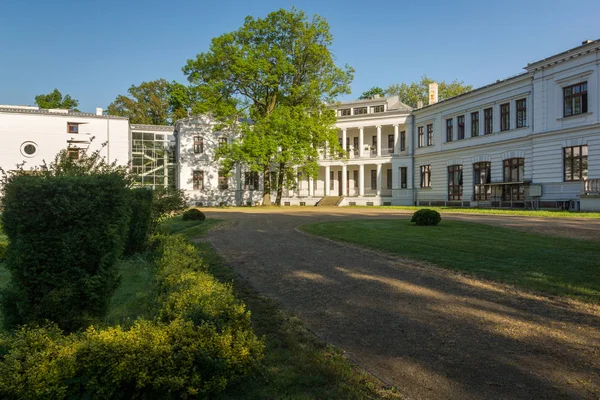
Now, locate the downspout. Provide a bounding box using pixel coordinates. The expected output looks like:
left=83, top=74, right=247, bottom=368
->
left=410, top=114, right=416, bottom=205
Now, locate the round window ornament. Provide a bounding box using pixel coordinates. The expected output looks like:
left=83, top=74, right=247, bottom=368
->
left=20, top=142, right=38, bottom=157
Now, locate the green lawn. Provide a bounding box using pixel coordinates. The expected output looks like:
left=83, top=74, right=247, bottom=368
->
left=301, top=219, right=600, bottom=303
left=350, top=205, right=600, bottom=219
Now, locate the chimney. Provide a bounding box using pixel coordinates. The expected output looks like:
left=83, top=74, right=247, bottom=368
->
left=582, top=39, right=593, bottom=45
left=417, top=100, right=424, bottom=108
left=373, top=94, right=380, bottom=99
left=96, top=107, right=103, bottom=116
left=428, top=83, right=439, bottom=105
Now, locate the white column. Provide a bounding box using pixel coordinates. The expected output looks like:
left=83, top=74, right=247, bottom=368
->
left=393, top=124, right=399, bottom=155
left=376, top=164, right=382, bottom=196
left=359, top=126, right=364, bottom=158
left=359, top=164, right=365, bottom=196
left=376, top=125, right=382, bottom=157
left=325, top=165, right=330, bottom=196
left=308, top=176, right=314, bottom=197
left=342, top=128, right=347, bottom=151
left=341, top=164, right=347, bottom=196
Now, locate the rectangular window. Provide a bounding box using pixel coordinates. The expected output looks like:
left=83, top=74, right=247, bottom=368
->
left=448, top=165, right=463, bottom=200
left=417, top=126, right=424, bottom=148
left=370, top=170, right=377, bottom=190
left=563, top=82, right=588, bottom=117
left=218, top=137, right=228, bottom=148
left=473, top=162, right=491, bottom=200
left=446, top=118, right=453, bottom=142
left=218, top=169, right=228, bottom=190
left=244, top=171, right=259, bottom=190
left=471, top=112, right=479, bottom=137
left=193, top=170, right=204, bottom=190
left=386, top=169, right=392, bottom=189
left=400, top=167, right=407, bottom=189
left=400, top=131, right=406, bottom=151
left=420, top=165, right=431, bottom=188
left=516, top=98, right=526, bottom=128
left=67, top=148, right=80, bottom=160
left=353, top=107, right=367, bottom=115
left=371, top=105, right=384, bottom=113
left=353, top=136, right=359, bottom=151
left=503, top=158, right=524, bottom=182
left=340, top=108, right=351, bottom=116
left=193, top=136, right=203, bottom=154
left=457, top=115, right=465, bottom=140
left=484, top=108, right=493, bottom=135
left=500, top=103, right=510, bottom=131
left=387, top=134, right=394, bottom=153
left=330, top=171, right=334, bottom=190
left=353, top=170, right=359, bottom=188
left=67, top=123, right=79, bottom=134
left=427, top=124, right=433, bottom=146
left=564, top=145, right=588, bottom=181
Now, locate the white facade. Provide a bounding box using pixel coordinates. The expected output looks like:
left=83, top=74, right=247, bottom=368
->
left=0, top=106, right=130, bottom=174
left=412, top=39, right=600, bottom=210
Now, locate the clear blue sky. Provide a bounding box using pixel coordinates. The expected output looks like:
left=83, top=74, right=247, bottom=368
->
left=1, top=0, right=599, bottom=113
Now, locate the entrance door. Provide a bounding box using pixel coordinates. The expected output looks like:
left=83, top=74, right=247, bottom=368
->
left=338, top=171, right=343, bottom=196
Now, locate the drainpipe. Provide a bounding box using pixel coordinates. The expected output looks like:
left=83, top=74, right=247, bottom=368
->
left=410, top=114, right=416, bottom=205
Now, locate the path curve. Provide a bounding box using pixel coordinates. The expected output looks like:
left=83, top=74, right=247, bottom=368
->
left=206, top=208, right=600, bottom=399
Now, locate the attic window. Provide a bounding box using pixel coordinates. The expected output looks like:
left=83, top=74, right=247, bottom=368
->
left=67, top=123, right=79, bottom=134
left=371, top=105, right=384, bottom=113
left=339, top=108, right=351, bottom=116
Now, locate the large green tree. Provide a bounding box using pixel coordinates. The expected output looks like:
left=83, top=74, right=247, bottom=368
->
left=107, top=79, right=200, bottom=125
left=358, top=86, right=386, bottom=100
left=183, top=8, right=354, bottom=205
left=34, top=89, right=79, bottom=110
left=386, top=75, right=472, bottom=108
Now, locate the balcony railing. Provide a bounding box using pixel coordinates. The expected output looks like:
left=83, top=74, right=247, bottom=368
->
left=381, top=147, right=394, bottom=156
left=584, top=179, right=600, bottom=193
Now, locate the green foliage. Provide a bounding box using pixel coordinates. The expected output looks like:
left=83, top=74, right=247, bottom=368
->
left=34, top=88, right=79, bottom=110
left=0, top=234, right=263, bottom=399
left=124, top=188, right=153, bottom=255
left=183, top=7, right=353, bottom=205
left=386, top=75, right=472, bottom=108
left=182, top=208, right=206, bottom=222
left=107, top=79, right=201, bottom=125
left=0, top=174, right=130, bottom=332
left=0, top=244, right=6, bottom=262
left=410, top=209, right=442, bottom=226
left=150, top=187, right=188, bottom=234
left=358, top=86, right=386, bottom=99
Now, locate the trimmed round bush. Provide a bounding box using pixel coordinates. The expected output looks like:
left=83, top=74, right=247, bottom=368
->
left=182, top=208, right=206, bottom=222
left=411, top=209, right=442, bottom=226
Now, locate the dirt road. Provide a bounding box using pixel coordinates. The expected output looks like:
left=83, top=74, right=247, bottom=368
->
left=206, top=208, right=600, bottom=399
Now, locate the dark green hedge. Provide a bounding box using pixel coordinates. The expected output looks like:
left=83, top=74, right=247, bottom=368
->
left=124, top=188, right=153, bottom=255
left=410, top=208, right=442, bottom=226
left=0, top=234, right=264, bottom=399
left=182, top=208, right=206, bottom=222
left=0, top=174, right=130, bottom=332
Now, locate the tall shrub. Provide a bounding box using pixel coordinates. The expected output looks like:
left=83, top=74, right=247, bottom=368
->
left=124, top=188, right=153, bottom=255
left=1, top=174, right=130, bottom=332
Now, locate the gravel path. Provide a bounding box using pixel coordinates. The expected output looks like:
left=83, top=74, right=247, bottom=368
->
left=206, top=208, right=600, bottom=399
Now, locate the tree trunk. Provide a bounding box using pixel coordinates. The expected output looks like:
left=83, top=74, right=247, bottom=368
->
left=262, top=165, right=271, bottom=206
left=275, top=162, right=285, bottom=206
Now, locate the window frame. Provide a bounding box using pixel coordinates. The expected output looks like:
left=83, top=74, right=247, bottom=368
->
left=417, top=126, right=424, bottom=148
left=500, top=103, right=510, bottom=132
left=193, top=135, right=203, bottom=154
left=244, top=171, right=260, bottom=190
left=371, top=105, right=385, bottom=113
left=400, top=131, right=406, bottom=152
left=484, top=108, right=493, bottom=135
left=67, top=122, right=79, bottom=134
left=193, top=170, right=204, bottom=190
left=370, top=170, right=377, bottom=190
left=516, top=98, right=527, bottom=128
left=420, top=165, right=431, bottom=188
left=503, top=158, right=524, bottom=183
left=563, top=145, right=588, bottom=181
left=353, top=107, right=367, bottom=115
left=447, top=164, right=463, bottom=200
left=563, top=82, right=588, bottom=117
left=400, top=167, right=408, bottom=189
left=457, top=115, right=465, bottom=140
left=426, top=123, right=433, bottom=146
left=340, top=108, right=351, bottom=116
left=446, top=118, right=453, bottom=142
left=473, top=162, right=491, bottom=201
left=471, top=111, right=479, bottom=137
left=218, top=169, right=229, bottom=190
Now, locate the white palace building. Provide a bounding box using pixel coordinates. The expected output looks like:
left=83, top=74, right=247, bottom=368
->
left=1, top=39, right=599, bottom=211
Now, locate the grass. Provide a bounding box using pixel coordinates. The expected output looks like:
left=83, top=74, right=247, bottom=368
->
left=159, top=216, right=224, bottom=237
left=350, top=205, right=600, bottom=219
left=172, top=218, right=398, bottom=399
left=301, top=219, right=600, bottom=304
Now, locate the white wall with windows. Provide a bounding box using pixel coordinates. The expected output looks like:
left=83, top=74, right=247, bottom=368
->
left=0, top=106, right=129, bottom=175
